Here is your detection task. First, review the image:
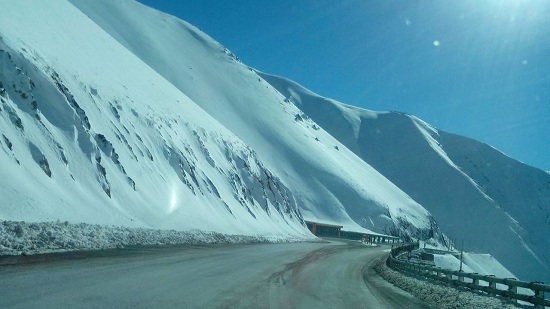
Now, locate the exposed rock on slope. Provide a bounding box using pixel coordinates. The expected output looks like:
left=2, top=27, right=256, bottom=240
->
left=0, top=2, right=307, bottom=238
left=67, top=0, right=443, bottom=241
left=0, top=0, right=441, bottom=245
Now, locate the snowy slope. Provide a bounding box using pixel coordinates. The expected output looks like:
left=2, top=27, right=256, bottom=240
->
left=0, top=0, right=444, bottom=247
left=462, top=253, right=517, bottom=279
left=67, top=0, right=443, bottom=240
left=432, top=252, right=515, bottom=279
left=1, top=0, right=544, bottom=285
left=0, top=0, right=308, bottom=238
left=258, top=72, right=550, bottom=283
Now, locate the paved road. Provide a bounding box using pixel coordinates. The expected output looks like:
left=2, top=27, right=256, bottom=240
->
left=0, top=240, right=430, bottom=308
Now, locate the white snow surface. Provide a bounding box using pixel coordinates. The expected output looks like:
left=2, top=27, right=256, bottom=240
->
left=432, top=252, right=515, bottom=279
left=0, top=220, right=307, bottom=256
left=433, top=254, right=474, bottom=274
left=258, top=72, right=550, bottom=283
left=0, top=0, right=437, bottom=249
left=66, top=0, right=438, bottom=238
left=0, top=0, right=310, bottom=240
left=2, top=0, right=545, bottom=287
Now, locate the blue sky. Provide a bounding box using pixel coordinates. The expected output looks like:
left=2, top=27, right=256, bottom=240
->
left=137, top=0, right=549, bottom=171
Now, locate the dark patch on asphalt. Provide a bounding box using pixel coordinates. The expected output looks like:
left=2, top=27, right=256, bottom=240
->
left=269, top=241, right=365, bottom=286
left=269, top=246, right=339, bottom=286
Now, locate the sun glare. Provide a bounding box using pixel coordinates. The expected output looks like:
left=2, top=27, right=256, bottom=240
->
left=167, top=184, right=179, bottom=214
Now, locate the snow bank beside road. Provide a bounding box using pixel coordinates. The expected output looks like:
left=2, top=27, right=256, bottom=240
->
left=375, top=256, right=525, bottom=309
left=0, top=220, right=307, bottom=256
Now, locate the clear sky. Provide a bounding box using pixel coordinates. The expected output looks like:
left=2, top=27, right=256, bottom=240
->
left=137, top=0, right=549, bottom=171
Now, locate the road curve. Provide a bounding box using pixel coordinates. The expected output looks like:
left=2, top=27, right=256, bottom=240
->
left=0, top=240, right=430, bottom=308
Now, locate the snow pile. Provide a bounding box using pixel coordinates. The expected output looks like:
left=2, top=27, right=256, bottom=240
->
left=69, top=0, right=444, bottom=243
left=403, top=249, right=535, bottom=304
left=0, top=220, right=309, bottom=256
left=375, top=257, right=524, bottom=309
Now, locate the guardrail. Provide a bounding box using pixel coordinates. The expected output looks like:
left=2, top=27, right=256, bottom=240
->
left=387, top=243, right=550, bottom=308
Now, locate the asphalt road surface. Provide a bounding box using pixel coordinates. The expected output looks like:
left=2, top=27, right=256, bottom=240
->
left=0, top=240, right=430, bottom=308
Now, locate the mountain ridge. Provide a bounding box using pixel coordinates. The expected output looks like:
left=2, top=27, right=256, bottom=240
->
left=0, top=0, right=307, bottom=238
left=258, top=71, right=550, bottom=282
left=66, top=0, right=441, bottom=241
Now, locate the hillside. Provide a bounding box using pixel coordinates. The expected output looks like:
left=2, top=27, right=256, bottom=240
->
left=2, top=0, right=547, bottom=284
left=259, top=71, right=550, bottom=283
left=0, top=0, right=307, bottom=238
left=67, top=0, right=442, bottom=240
left=0, top=0, right=441, bottom=250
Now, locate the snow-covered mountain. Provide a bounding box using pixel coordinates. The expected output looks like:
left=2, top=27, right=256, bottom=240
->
left=0, top=0, right=439, bottom=244
left=0, top=0, right=547, bottom=283
left=0, top=0, right=308, bottom=238
left=66, top=0, right=442, bottom=240
left=259, top=72, right=550, bottom=283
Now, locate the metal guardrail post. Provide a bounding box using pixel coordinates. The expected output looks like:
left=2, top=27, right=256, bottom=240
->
left=506, top=278, right=518, bottom=303
left=532, top=282, right=545, bottom=309
left=486, top=275, right=496, bottom=294
left=472, top=274, right=479, bottom=287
